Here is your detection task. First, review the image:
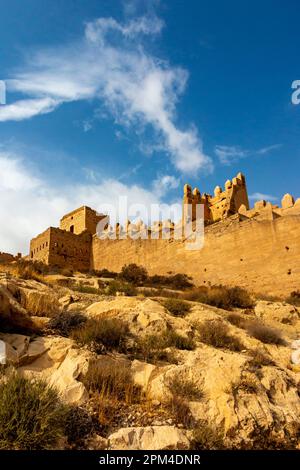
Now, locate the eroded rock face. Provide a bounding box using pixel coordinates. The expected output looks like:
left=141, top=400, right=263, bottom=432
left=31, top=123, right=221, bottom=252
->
left=0, top=285, right=37, bottom=333
left=255, top=301, right=300, bottom=325
left=86, top=297, right=192, bottom=338
left=108, top=426, right=191, bottom=450
left=1, top=274, right=300, bottom=450
left=1, top=333, right=92, bottom=405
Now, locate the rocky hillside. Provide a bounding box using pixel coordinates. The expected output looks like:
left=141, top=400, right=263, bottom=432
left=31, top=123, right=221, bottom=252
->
left=0, top=270, right=300, bottom=450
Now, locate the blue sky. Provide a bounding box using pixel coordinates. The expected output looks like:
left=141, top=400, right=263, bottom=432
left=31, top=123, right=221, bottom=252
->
left=0, top=0, right=299, bottom=253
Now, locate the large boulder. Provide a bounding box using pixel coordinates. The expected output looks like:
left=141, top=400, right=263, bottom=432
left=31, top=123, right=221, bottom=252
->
left=108, top=426, right=191, bottom=450
left=0, top=285, right=37, bottom=333
left=86, top=297, right=192, bottom=337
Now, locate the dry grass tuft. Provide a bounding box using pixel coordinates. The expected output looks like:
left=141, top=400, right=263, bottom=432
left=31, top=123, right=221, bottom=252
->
left=71, top=317, right=129, bottom=353
left=197, top=320, right=244, bottom=351
left=162, top=298, right=192, bottom=317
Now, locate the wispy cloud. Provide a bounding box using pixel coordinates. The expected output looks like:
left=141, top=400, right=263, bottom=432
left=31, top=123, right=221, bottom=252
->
left=0, top=14, right=212, bottom=174
left=215, top=144, right=282, bottom=165
left=249, top=192, right=278, bottom=202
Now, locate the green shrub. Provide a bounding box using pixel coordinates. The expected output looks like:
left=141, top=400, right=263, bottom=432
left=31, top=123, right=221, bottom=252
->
left=71, top=317, right=129, bottom=352
left=163, top=298, right=191, bottom=317
left=197, top=320, right=244, bottom=351
left=0, top=374, right=67, bottom=450
left=48, top=311, right=86, bottom=337
left=107, top=279, right=137, bottom=296
left=119, top=264, right=148, bottom=286
left=246, top=321, right=286, bottom=345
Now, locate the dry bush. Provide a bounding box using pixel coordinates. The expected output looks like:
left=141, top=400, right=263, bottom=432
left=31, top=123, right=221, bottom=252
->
left=91, top=268, right=118, bottom=279
left=167, top=395, right=194, bottom=427
left=71, top=317, right=129, bottom=352
left=119, top=264, right=148, bottom=286
left=191, top=421, right=225, bottom=450
left=232, top=375, right=260, bottom=395
left=82, top=361, right=142, bottom=434
left=197, top=320, right=244, bottom=351
left=246, top=321, right=286, bottom=345
left=182, top=285, right=254, bottom=310
left=248, top=423, right=300, bottom=450
left=48, top=311, right=86, bottom=337
left=0, top=374, right=67, bottom=450
left=147, top=273, right=193, bottom=290
left=167, top=376, right=203, bottom=401
left=142, top=288, right=180, bottom=298
left=226, top=313, right=248, bottom=329
left=106, top=279, right=137, bottom=296
left=65, top=406, right=93, bottom=446
left=82, top=361, right=141, bottom=403
left=162, top=329, right=195, bottom=351
left=135, top=329, right=195, bottom=363
left=286, top=291, right=300, bottom=307
left=248, top=348, right=276, bottom=369
left=71, top=284, right=102, bottom=295
left=163, top=298, right=192, bottom=317
left=12, top=260, right=49, bottom=283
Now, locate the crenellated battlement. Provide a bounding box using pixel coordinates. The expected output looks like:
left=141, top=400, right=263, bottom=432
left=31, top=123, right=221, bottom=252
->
left=182, top=172, right=249, bottom=225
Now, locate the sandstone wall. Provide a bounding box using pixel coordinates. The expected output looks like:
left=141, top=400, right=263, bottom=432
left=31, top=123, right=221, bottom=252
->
left=48, top=228, right=91, bottom=271
left=91, top=214, right=300, bottom=297
left=60, top=206, right=105, bottom=236
left=30, top=227, right=91, bottom=270
left=30, top=228, right=51, bottom=264
left=60, top=206, right=88, bottom=235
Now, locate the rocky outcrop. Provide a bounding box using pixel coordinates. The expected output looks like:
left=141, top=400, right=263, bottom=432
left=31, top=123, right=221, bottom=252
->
left=1, top=332, right=92, bottom=404
left=86, top=297, right=192, bottom=338
left=108, top=426, right=191, bottom=450
left=0, top=284, right=37, bottom=333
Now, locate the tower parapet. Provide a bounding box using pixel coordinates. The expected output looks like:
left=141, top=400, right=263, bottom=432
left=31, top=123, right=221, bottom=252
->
left=183, top=172, right=250, bottom=225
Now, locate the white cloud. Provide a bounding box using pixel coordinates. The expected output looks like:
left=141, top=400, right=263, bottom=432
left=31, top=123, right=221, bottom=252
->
left=215, top=144, right=282, bottom=165
left=249, top=192, right=278, bottom=202
left=0, top=15, right=212, bottom=174
left=0, top=152, right=182, bottom=254
left=152, top=174, right=180, bottom=197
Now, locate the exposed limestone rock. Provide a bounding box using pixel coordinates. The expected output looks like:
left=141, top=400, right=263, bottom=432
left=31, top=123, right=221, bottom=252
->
left=11, top=335, right=93, bottom=405
left=108, top=426, right=191, bottom=450
left=86, top=297, right=192, bottom=337
left=84, top=434, right=108, bottom=450
left=0, top=284, right=37, bottom=333
left=20, top=287, right=60, bottom=317
left=255, top=300, right=300, bottom=325
left=131, top=360, right=157, bottom=393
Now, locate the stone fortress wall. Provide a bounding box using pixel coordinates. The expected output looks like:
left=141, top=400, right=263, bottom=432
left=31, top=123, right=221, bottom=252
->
left=29, top=173, right=300, bottom=297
